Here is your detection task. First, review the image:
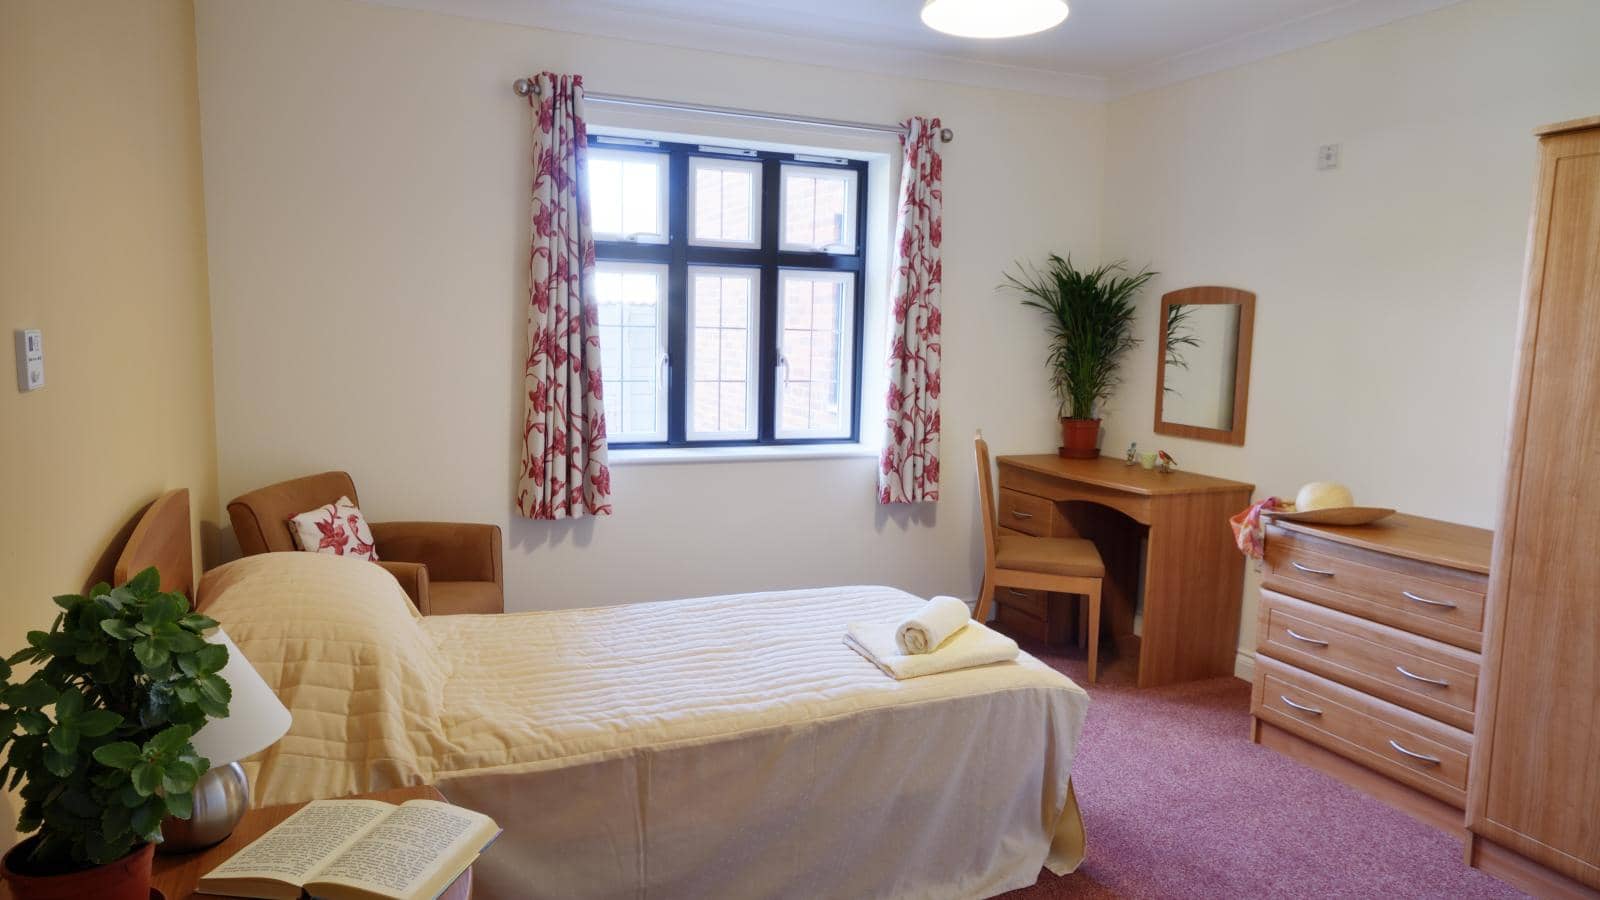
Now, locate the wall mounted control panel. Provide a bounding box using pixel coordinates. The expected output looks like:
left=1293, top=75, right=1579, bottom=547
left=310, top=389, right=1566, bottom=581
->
left=15, top=329, right=44, bottom=392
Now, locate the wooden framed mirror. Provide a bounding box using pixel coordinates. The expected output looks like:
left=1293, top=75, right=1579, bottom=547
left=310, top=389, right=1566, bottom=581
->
left=1154, top=286, right=1254, bottom=445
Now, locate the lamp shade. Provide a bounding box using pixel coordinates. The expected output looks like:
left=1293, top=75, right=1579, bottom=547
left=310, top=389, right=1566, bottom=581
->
left=921, top=0, right=1068, bottom=38
left=189, top=629, right=292, bottom=766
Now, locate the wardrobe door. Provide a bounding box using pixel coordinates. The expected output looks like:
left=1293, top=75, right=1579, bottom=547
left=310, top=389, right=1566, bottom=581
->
left=1469, top=122, right=1600, bottom=888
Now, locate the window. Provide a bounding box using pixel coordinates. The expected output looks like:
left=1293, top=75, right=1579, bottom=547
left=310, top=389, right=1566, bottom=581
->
left=588, top=148, right=668, bottom=243
left=594, top=263, right=668, bottom=443
left=587, top=135, right=867, bottom=448
left=776, top=270, right=855, bottom=439
left=688, top=267, right=759, bottom=440
left=780, top=164, right=858, bottom=253
left=689, top=156, right=762, bottom=248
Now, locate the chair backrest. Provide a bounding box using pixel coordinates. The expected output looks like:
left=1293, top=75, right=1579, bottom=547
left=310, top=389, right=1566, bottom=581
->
left=228, top=471, right=360, bottom=555
left=974, top=432, right=998, bottom=573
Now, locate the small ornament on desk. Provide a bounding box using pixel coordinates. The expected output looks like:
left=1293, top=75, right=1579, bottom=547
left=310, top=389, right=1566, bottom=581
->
left=1156, top=450, right=1178, bottom=474
left=1124, top=441, right=1139, bottom=466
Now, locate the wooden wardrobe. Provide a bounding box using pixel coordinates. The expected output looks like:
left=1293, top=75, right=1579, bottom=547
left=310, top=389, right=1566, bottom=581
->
left=1468, top=115, right=1600, bottom=896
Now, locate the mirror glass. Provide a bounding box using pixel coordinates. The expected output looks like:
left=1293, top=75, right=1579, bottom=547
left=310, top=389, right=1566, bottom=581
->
left=1161, top=303, right=1241, bottom=431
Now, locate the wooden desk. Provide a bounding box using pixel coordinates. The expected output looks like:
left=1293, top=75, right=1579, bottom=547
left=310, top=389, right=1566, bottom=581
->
left=996, top=454, right=1255, bottom=688
left=151, top=786, right=471, bottom=900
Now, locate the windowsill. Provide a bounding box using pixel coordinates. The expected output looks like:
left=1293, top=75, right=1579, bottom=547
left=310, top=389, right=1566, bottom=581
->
left=609, top=443, right=879, bottom=466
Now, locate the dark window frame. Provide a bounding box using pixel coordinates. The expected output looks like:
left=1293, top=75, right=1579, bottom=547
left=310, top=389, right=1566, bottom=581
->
left=589, top=135, right=869, bottom=449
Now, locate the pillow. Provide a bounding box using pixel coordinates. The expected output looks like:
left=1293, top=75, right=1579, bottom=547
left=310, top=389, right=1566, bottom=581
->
left=195, top=553, right=452, bottom=802
left=288, top=496, right=379, bottom=561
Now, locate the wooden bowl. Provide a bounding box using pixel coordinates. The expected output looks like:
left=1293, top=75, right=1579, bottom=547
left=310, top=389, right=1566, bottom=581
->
left=1264, top=506, right=1396, bottom=526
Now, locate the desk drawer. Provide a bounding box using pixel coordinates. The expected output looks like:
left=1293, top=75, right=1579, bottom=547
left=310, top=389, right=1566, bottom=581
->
left=999, top=489, right=1055, bottom=536
left=1257, top=590, right=1479, bottom=731
left=1253, top=657, right=1471, bottom=806
left=1264, top=533, right=1485, bottom=650
left=998, top=587, right=1048, bottom=619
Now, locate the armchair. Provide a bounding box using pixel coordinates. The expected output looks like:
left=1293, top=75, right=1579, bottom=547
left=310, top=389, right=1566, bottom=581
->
left=227, top=471, right=503, bottom=615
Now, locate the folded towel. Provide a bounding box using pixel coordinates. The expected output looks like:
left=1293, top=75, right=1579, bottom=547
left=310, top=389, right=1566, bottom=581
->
left=895, top=595, right=972, bottom=655
left=845, top=620, right=1020, bottom=680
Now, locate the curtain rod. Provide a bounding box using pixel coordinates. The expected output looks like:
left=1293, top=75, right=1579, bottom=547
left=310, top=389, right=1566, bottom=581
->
left=512, top=78, right=954, bottom=143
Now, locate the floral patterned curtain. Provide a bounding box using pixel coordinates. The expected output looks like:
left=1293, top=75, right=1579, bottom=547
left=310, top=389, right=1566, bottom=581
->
left=878, top=117, right=944, bottom=504
left=516, top=72, right=613, bottom=520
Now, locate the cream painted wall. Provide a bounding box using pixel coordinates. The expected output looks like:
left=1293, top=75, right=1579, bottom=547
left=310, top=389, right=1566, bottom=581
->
left=1100, top=0, right=1600, bottom=663
left=193, top=0, right=1105, bottom=610
left=0, top=0, right=219, bottom=843
left=0, top=1, right=219, bottom=660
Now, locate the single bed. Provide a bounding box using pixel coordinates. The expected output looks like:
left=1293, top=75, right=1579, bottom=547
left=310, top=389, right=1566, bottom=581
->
left=121, top=496, right=1089, bottom=899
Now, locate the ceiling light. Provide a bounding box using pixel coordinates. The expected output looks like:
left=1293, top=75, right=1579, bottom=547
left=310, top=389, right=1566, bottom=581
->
left=920, top=0, right=1068, bottom=39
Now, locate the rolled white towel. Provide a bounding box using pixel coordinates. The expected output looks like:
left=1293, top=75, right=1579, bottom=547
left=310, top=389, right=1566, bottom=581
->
left=845, top=620, right=1019, bottom=680
left=895, top=595, right=972, bottom=655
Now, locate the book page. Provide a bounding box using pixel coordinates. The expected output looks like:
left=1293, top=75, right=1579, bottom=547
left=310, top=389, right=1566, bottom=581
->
left=310, top=800, right=495, bottom=898
left=202, top=799, right=395, bottom=884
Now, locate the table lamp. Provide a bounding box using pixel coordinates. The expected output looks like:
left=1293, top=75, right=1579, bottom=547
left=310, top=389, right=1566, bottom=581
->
left=158, top=628, right=292, bottom=853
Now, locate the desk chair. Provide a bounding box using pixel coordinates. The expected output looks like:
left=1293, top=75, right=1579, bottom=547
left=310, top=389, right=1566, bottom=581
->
left=974, top=432, right=1106, bottom=682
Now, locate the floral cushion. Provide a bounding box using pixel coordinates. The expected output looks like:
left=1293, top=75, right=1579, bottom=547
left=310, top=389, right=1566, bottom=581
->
left=287, top=496, right=379, bottom=561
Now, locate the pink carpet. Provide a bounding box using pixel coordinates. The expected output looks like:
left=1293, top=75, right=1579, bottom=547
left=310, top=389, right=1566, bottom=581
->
left=997, top=639, right=1525, bottom=899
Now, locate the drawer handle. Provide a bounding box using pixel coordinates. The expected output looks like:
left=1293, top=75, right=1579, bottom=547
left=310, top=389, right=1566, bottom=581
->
left=1401, top=590, right=1457, bottom=610
left=1291, top=561, right=1336, bottom=577
left=1006, top=589, right=1029, bottom=598
left=1010, top=510, right=1035, bottom=520
left=1387, top=739, right=1442, bottom=766
left=1395, top=665, right=1450, bottom=688
left=1285, top=628, right=1329, bottom=648
left=1279, top=695, right=1324, bottom=716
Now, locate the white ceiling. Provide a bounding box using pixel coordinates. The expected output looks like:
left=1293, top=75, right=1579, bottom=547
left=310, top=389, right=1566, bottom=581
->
left=370, top=0, right=1463, bottom=98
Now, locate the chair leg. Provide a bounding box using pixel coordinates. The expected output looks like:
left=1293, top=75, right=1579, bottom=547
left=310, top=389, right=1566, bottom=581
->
left=1086, top=580, right=1102, bottom=684
left=1077, top=596, right=1089, bottom=650
left=975, top=576, right=996, bottom=624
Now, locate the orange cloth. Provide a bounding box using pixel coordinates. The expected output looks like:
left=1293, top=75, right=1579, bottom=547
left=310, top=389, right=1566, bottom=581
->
left=1230, top=497, right=1289, bottom=560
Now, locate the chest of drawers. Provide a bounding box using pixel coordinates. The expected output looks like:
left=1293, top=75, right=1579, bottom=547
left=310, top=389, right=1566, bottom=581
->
left=1250, top=514, right=1493, bottom=820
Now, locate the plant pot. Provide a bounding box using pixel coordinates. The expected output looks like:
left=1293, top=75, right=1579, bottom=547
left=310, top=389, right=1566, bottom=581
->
left=1058, top=417, right=1101, bottom=459
left=0, top=838, right=153, bottom=900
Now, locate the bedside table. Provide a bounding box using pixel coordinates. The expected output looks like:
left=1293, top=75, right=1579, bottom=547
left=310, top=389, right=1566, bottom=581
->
left=151, top=785, right=472, bottom=899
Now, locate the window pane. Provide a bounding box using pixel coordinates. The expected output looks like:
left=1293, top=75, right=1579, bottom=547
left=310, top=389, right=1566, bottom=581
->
left=688, top=267, right=759, bottom=439
left=587, top=149, right=666, bottom=242
left=781, top=165, right=857, bottom=253
left=690, top=158, right=761, bottom=247
left=594, top=262, right=667, bottom=442
left=776, top=271, right=854, bottom=438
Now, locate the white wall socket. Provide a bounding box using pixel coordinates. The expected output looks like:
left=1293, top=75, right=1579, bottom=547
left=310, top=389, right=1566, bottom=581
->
left=15, top=329, right=44, bottom=392
left=1317, top=143, right=1342, bottom=170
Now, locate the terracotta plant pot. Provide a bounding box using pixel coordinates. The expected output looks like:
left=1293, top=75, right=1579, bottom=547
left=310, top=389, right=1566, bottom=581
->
left=0, top=838, right=153, bottom=900
left=1058, top=417, right=1101, bottom=459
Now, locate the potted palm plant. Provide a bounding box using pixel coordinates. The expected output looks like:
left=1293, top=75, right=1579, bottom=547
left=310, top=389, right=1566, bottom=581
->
left=1006, top=255, right=1156, bottom=458
left=0, top=567, right=228, bottom=900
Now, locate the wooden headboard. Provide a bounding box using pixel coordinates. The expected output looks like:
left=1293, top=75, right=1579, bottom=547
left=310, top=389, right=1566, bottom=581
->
left=113, top=488, right=194, bottom=598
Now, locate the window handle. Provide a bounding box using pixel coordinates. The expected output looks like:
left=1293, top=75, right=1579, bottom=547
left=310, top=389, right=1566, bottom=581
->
left=777, top=352, right=789, bottom=384
left=625, top=232, right=656, bottom=243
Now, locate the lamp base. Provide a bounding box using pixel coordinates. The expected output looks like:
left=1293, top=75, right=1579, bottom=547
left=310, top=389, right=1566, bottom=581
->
left=157, top=762, right=251, bottom=854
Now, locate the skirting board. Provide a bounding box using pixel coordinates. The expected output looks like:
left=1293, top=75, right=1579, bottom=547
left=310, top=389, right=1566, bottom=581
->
left=1234, top=650, right=1255, bottom=682
left=1467, top=835, right=1600, bottom=900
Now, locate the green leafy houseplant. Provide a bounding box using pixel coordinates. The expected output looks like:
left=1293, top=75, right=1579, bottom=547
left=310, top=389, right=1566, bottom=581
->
left=0, top=567, right=229, bottom=875
left=1006, top=254, right=1157, bottom=421
left=1005, top=254, right=1157, bottom=459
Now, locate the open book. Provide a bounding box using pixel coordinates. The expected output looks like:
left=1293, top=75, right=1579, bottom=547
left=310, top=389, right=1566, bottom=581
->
left=197, top=798, right=501, bottom=900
